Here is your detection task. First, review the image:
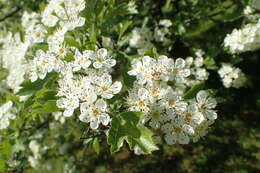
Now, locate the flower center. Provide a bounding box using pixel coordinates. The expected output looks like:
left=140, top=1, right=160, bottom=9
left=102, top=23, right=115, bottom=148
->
left=150, top=112, right=160, bottom=119
left=35, top=32, right=41, bottom=38
left=101, top=85, right=109, bottom=91
left=97, top=57, right=104, bottom=62
left=151, top=88, right=159, bottom=96
left=174, top=127, right=182, bottom=134
left=199, top=103, right=206, bottom=112
left=138, top=100, right=146, bottom=108
left=152, top=71, right=162, bottom=78
left=168, top=99, right=176, bottom=106
left=59, top=48, right=65, bottom=54
left=172, top=68, right=179, bottom=75
left=74, top=2, right=80, bottom=7
left=184, top=112, right=192, bottom=122
left=92, top=109, right=100, bottom=116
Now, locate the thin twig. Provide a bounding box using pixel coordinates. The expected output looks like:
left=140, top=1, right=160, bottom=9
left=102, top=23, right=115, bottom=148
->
left=0, top=7, right=21, bottom=23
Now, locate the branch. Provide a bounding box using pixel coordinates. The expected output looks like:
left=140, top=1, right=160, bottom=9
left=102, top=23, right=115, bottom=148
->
left=0, top=7, right=21, bottom=23
left=23, top=117, right=50, bottom=131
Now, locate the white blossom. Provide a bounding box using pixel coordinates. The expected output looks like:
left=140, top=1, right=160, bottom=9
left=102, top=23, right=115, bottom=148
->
left=94, top=74, right=122, bottom=99
left=218, top=63, right=246, bottom=88
left=0, top=101, right=16, bottom=130
left=79, top=99, right=110, bottom=129
left=224, top=21, right=260, bottom=54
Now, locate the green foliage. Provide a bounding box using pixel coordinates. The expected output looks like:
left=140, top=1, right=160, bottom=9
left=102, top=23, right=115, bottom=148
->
left=92, top=137, right=100, bottom=155
left=184, top=82, right=205, bottom=100
left=17, top=72, right=58, bottom=96
left=108, top=112, right=158, bottom=154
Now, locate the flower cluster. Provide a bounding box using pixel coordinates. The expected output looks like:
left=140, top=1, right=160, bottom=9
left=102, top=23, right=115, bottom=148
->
left=21, top=0, right=122, bottom=130
left=28, top=0, right=86, bottom=82
left=184, top=49, right=209, bottom=87
left=154, top=19, right=172, bottom=43
left=218, top=63, right=247, bottom=88
left=0, top=11, right=43, bottom=93
left=56, top=48, right=122, bottom=129
left=126, top=55, right=217, bottom=144
left=129, top=27, right=153, bottom=55
left=224, top=20, right=260, bottom=54
left=0, top=101, right=16, bottom=130
left=42, top=0, right=85, bottom=30
left=28, top=140, right=41, bottom=168
left=0, top=33, right=28, bottom=92
left=129, top=19, right=173, bottom=55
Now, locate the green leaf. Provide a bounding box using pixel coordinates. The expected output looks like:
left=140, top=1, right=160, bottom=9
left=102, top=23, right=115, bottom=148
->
left=119, top=21, right=132, bottom=40
left=89, top=23, right=97, bottom=43
left=0, top=157, right=6, bottom=172
left=125, top=125, right=157, bottom=154
left=0, top=68, right=8, bottom=81
left=92, top=137, right=100, bottom=155
left=204, top=57, right=218, bottom=70
left=162, top=0, right=173, bottom=13
left=17, top=72, right=58, bottom=96
left=107, top=112, right=158, bottom=154
left=34, top=89, right=57, bottom=101
left=65, top=38, right=80, bottom=48
left=184, top=82, right=205, bottom=100
left=31, top=43, right=48, bottom=52
left=0, top=139, right=11, bottom=158
left=33, top=100, right=60, bottom=114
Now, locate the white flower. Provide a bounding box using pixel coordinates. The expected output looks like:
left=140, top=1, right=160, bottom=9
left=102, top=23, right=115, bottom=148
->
left=0, top=101, right=16, bottom=130
left=181, top=104, right=205, bottom=125
left=129, top=27, right=152, bottom=49
left=146, top=82, right=168, bottom=102
left=143, top=104, right=166, bottom=129
left=162, top=122, right=190, bottom=145
left=150, top=55, right=169, bottom=81
left=167, top=58, right=190, bottom=82
left=30, top=25, right=47, bottom=43
left=244, top=6, right=254, bottom=16
left=28, top=156, right=39, bottom=168
left=128, top=56, right=155, bottom=85
left=192, top=120, right=214, bottom=142
left=159, top=19, right=172, bottom=27
left=49, top=44, right=68, bottom=57
left=0, top=32, right=29, bottom=92
left=224, top=22, right=260, bottom=54
left=79, top=99, right=110, bottom=129
left=194, top=68, right=209, bottom=81
left=72, top=49, right=91, bottom=71
left=195, top=49, right=205, bottom=58
left=65, top=0, right=86, bottom=12
left=91, top=48, right=116, bottom=69
left=94, top=74, right=122, bottom=99
left=218, top=63, right=246, bottom=88
left=29, top=140, right=40, bottom=157
left=159, top=88, right=187, bottom=119
left=47, top=28, right=66, bottom=46
left=42, top=13, right=59, bottom=27
left=60, top=15, right=86, bottom=31
left=184, top=54, right=209, bottom=87
left=102, top=36, right=113, bottom=48
left=29, top=50, right=56, bottom=82
left=196, top=90, right=217, bottom=120
left=79, top=87, right=97, bottom=103
left=56, top=95, right=80, bottom=117
left=126, top=87, right=151, bottom=113
left=53, top=112, right=66, bottom=124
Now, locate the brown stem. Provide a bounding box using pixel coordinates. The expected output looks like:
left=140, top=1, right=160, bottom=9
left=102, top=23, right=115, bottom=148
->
left=0, top=7, right=21, bottom=23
